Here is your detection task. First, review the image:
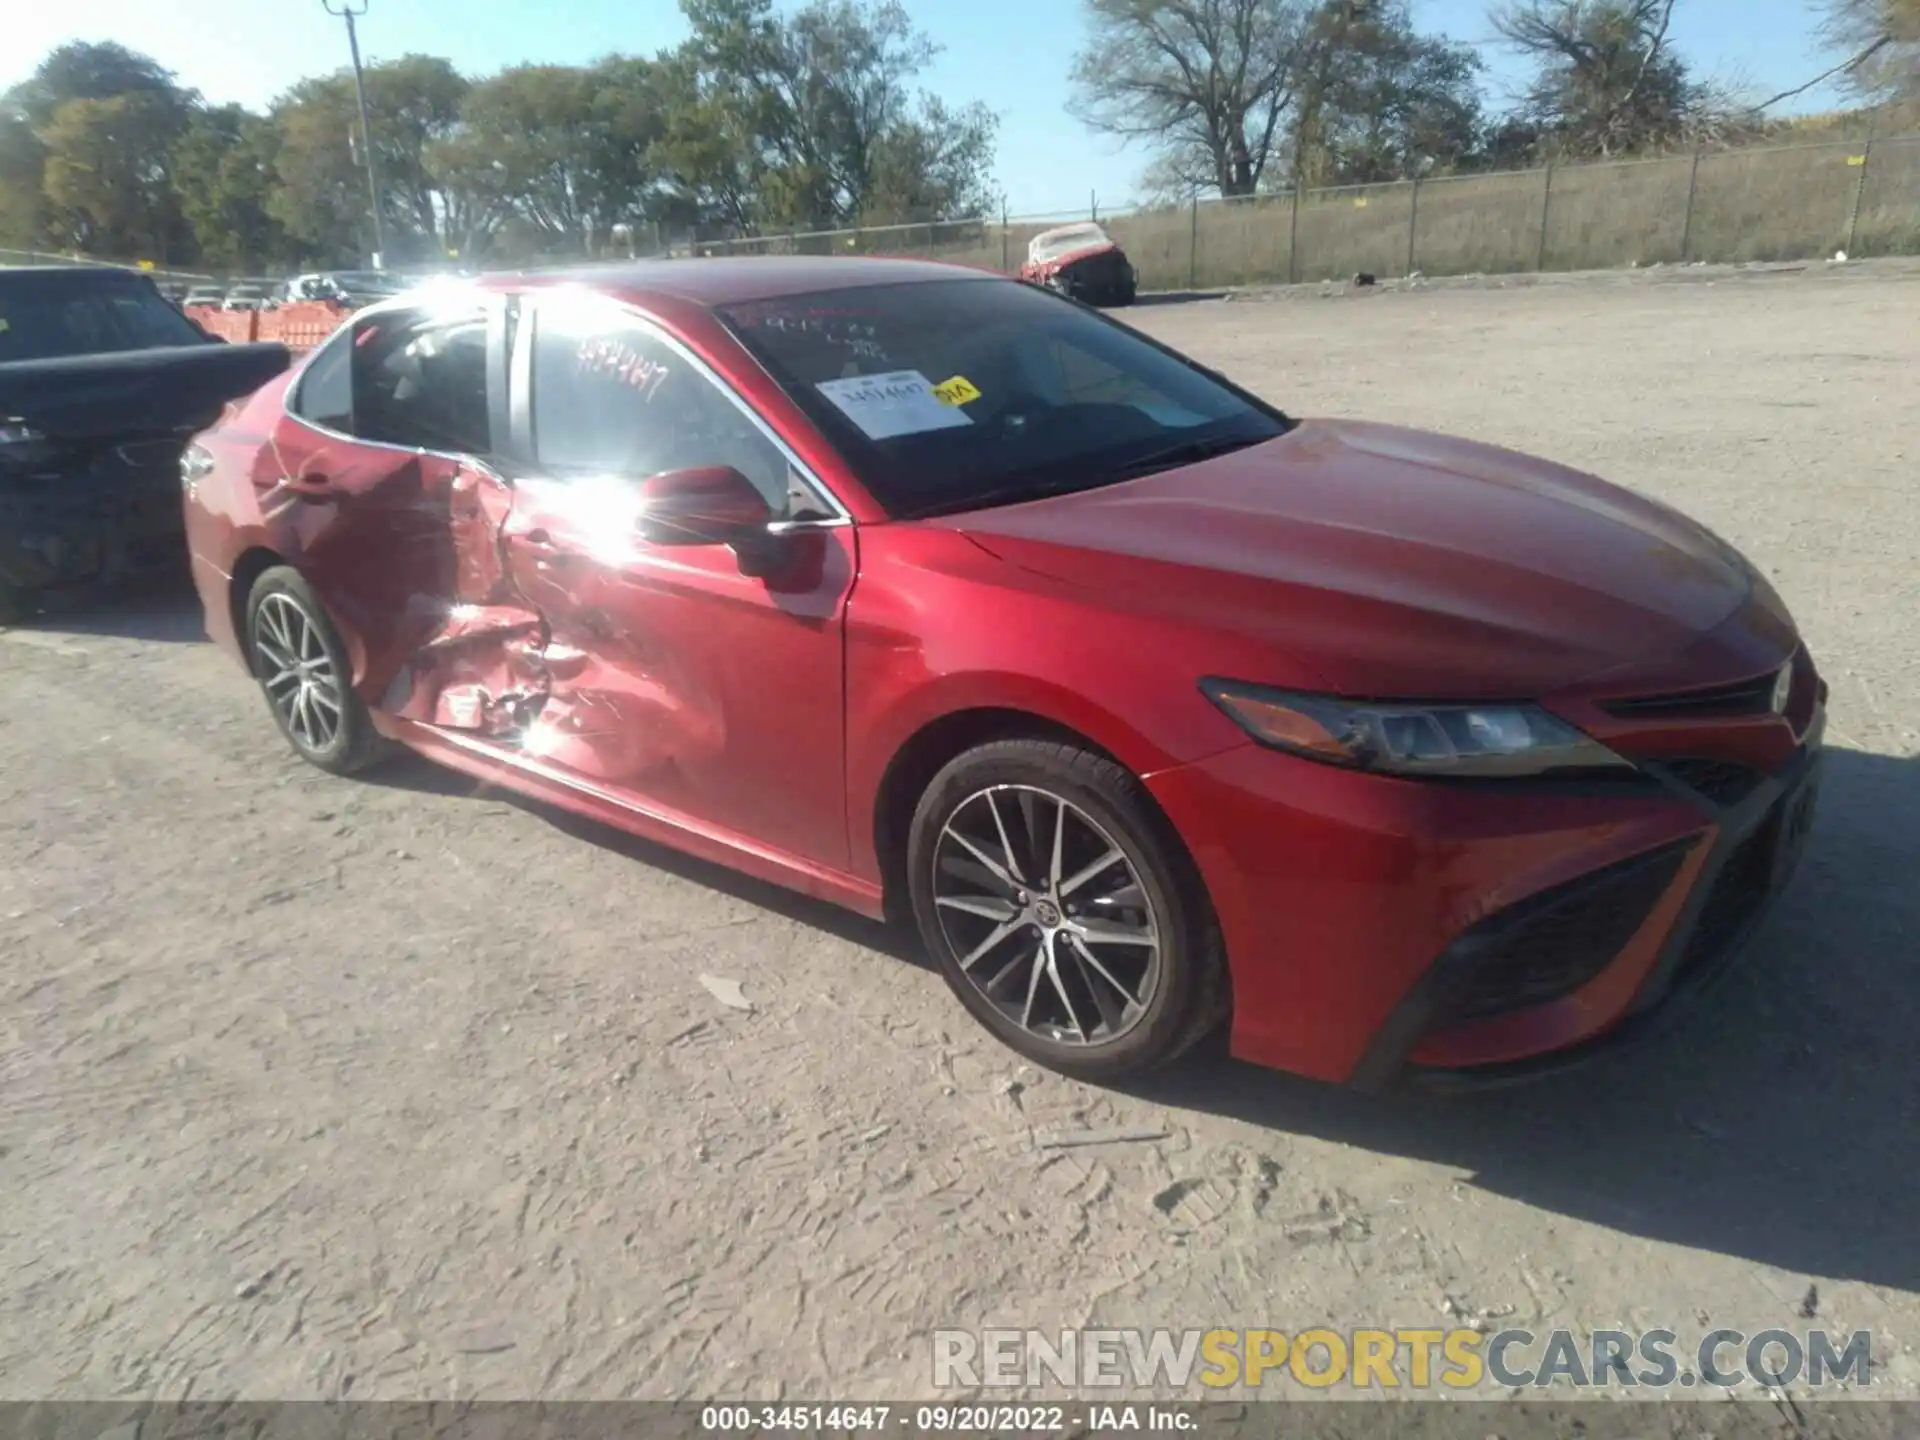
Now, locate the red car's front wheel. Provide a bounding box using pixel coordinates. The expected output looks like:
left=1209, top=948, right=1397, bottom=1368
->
left=906, top=738, right=1227, bottom=1081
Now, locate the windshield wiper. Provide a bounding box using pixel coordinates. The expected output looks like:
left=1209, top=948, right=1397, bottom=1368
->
left=1107, top=432, right=1266, bottom=481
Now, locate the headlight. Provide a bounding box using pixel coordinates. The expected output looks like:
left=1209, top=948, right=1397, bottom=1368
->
left=180, top=442, right=215, bottom=490
left=1200, top=678, right=1630, bottom=778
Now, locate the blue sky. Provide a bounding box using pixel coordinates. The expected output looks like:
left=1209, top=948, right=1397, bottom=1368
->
left=5, top=0, right=1844, bottom=214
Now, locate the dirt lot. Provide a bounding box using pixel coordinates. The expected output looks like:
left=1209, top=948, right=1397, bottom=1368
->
left=3, top=261, right=1917, bottom=1403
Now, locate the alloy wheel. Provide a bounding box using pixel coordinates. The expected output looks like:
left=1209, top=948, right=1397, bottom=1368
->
left=253, top=591, right=344, bottom=755
left=930, top=784, right=1162, bottom=1047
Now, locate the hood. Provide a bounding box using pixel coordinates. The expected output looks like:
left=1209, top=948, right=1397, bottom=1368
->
left=938, top=419, right=1757, bottom=699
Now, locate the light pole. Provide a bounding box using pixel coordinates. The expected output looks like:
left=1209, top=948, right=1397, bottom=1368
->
left=323, top=0, right=385, bottom=268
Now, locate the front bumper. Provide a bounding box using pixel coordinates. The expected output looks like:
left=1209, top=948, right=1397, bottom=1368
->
left=1144, top=709, right=1824, bottom=1088
left=1377, top=717, right=1822, bottom=1092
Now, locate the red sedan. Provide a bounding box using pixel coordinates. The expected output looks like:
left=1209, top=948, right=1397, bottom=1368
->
left=181, top=259, right=1825, bottom=1089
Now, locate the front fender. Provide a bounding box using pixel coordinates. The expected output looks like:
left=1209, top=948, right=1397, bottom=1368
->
left=843, top=664, right=1192, bottom=886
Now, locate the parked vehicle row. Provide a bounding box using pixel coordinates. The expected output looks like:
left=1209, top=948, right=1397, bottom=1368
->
left=158, top=270, right=417, bottom=316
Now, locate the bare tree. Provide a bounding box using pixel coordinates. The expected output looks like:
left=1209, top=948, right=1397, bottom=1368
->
left=1069, top=0, right=1320, bottom=197
left=1808, top=0, right=1920, bottom=102
left=1489, top=0, right=1706, bottom=155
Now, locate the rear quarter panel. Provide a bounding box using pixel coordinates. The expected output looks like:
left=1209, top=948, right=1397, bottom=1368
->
left=184, top=372, right=294, bottom=662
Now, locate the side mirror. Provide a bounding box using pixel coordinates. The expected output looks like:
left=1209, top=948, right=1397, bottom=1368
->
left=636, top=465, right=772, bottom=546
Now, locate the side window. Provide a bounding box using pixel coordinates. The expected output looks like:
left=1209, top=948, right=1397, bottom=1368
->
left=351, top=307, right=492, bottom=455
left=530, top=305, right=794, bottom=517
left=289, top=329, right=353, bottom=432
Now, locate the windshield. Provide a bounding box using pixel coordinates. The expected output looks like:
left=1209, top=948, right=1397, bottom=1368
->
left=0, top=273, right=208, bottom=363
left=719, top=278, right=1288, bottom=519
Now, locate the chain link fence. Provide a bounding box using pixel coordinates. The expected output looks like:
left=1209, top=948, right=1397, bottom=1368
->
left=691, top=135, right=1920, bottom=291
left=8, top=135, right=1913, bottom=291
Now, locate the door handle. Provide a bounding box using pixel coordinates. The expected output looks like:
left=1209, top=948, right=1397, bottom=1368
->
left=521, top=527, right=554, bottom=547
left=282, top=471, right=333, bottom=498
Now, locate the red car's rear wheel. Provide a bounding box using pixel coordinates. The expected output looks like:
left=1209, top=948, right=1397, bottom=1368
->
left=245, top=567, right=391, bottom=776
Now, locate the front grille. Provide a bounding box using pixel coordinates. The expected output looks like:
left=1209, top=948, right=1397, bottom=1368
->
left=1428, top=843, right=1689, bottom=1029
left=1603, top=669, right=1781, bottom=720
left=1676, top=813, right=1779, bottom=980
left=1661, top=757, right=1762, bottom=807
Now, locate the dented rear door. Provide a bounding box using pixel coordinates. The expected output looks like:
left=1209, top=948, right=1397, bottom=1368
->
left=265, top=295, right=546, bottom=733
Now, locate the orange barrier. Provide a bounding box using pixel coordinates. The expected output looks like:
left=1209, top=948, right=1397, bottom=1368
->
left=183, top=300, right=349, bottom=353
left=271, top=300, right=352, bottom=351
left=185, top=307, right=257, bottom=342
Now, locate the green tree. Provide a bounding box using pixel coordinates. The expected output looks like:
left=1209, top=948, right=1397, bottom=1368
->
left=660, top=0, right=998, bottom=232
left=269, top=54, right=470, bottom=263
left=172, top=104, right=290, bottom=271
left=432, top=57, right=665, bottom=257
left=649, top=48, right=767, bottom=234
left=40, top=91, right=190, bottom=259
left=1070, top=0, right=1320, bottom=198
left=6, top=40, right=185, bottom=129
left=1309, top=3, right=1485, bottom=182
left=3, top=41, right=196, bottom=256
left=0, top=116, right=47, bottom=248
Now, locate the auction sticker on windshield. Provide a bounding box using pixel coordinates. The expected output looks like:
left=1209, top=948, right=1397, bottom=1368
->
left=932, top=374, right=982, bottom=406
left=817, top=370, right=972, bottom=440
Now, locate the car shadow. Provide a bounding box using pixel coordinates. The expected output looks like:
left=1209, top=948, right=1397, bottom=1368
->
left=361, top=751, right=929, bottom=968
left=361, top=729, right=1913, bottom=1287
left=1125, top=743, right=1919, bottom=1291
left=14, top=577, right=207, bottom=644
left=1133, top=290, right=1229, bottom=307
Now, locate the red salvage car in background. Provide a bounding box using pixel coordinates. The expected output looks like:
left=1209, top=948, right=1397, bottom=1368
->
left=1019, top=222, right=1138, bottom=306
left=180, top=257, right=1824, bottom=1091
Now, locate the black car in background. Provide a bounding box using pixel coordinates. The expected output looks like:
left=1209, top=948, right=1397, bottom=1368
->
left=283, top=269, right=411, bottom=307
left=0, top=266, right=289, bottom=621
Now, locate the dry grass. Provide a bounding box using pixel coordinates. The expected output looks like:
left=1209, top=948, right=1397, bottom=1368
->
left=702, top=135, right=1920, bottom=289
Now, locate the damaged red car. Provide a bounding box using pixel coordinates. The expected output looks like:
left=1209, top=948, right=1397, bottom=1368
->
left=183, top=259, right=1824, bottom=1090
left=1019, top=222, right=1138, bottom=306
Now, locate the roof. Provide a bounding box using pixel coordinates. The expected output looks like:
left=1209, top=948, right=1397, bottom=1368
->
left=1032, top=222, right=1111, bottom=246
left=495, top=254, right=999, bottom=307
left=1027, top=223, right=1116, bottom=265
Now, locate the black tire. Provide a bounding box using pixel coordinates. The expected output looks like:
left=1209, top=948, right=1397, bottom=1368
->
left=244, top=566, right=391, bottom=775
left=906, top=738, right=1227, bottom=1082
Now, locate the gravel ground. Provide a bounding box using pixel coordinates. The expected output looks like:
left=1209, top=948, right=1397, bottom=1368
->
left=3, top=261, right=1917, bottom=1403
